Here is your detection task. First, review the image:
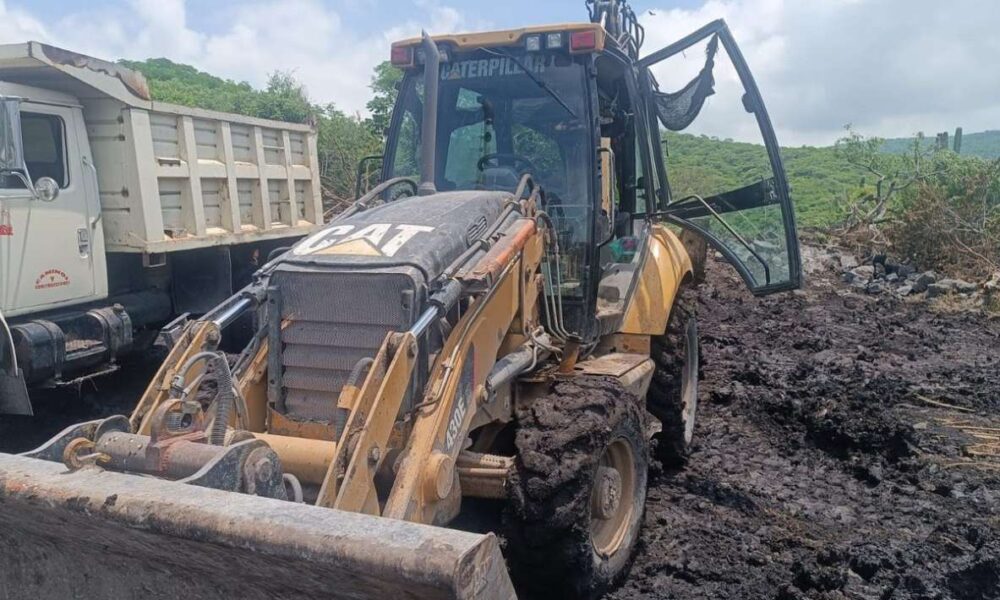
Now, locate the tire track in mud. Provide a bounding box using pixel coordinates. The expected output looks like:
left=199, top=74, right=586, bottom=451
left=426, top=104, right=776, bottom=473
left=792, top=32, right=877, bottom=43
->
left=612, top=249, right=1000, bottom=600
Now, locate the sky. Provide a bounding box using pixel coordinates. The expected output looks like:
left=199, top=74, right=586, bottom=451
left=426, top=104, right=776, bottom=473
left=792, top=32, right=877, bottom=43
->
left=3, top=0, right=998, bottom=146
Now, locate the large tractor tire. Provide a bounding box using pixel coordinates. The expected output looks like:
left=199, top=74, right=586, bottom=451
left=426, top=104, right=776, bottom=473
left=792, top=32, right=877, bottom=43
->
left=504, top=376, right=649, bottom=600
left=647, top=287, right=700, bottom=466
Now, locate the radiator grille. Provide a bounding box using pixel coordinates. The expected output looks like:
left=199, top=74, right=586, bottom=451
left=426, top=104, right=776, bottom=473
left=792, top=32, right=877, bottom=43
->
left=271, top=268, right=417, bottom=423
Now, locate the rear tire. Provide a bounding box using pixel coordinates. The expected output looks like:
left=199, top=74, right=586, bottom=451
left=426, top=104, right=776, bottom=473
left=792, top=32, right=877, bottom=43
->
left=647, top=287, right=700, bottom=466
left=504, top=376, right=648, bottom=600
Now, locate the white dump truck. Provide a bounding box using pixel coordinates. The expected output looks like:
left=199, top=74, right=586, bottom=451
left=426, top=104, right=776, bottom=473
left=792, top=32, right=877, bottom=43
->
left=0, top=42, right=324, bottom=414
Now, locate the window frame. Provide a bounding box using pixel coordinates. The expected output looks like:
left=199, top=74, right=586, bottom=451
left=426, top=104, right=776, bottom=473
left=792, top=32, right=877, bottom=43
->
left=20, top=111, right=70, bottom=189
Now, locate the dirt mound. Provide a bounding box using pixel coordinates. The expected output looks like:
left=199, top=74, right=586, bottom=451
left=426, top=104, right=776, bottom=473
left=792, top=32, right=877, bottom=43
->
left=611, top=249, right=1000, bottom=600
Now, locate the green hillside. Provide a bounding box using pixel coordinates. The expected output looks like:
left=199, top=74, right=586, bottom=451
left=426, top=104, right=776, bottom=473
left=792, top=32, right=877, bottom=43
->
left=663, top=132, right=865, bottom=227
left=881, top=130, right=1000, bottom=159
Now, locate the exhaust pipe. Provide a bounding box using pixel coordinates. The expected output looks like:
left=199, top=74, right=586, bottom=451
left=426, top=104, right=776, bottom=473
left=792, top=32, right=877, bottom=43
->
left=418, top=31, right=440, bottom=196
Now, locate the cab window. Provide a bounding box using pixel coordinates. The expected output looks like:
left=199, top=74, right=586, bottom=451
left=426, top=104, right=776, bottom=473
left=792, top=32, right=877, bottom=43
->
left=22, top=113, right=68, bottom=187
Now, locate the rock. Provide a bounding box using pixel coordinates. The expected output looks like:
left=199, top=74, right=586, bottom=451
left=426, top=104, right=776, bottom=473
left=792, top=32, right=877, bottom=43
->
left=911, top=271, right=937, bottom=293
left=896, top=284, right=913, bottom=296
left=939, top=278, right=977, bottom=294
left=925, top=283, right=952, bottom=298
left=928, top=278, right=978, bottom=296
left=843, top=266, right=875, bottom=284
left=865, top=282, right=885, bottom=295
left=885, top=273, right=899, bottom=282
left=838, top=253, right=859, bottom=270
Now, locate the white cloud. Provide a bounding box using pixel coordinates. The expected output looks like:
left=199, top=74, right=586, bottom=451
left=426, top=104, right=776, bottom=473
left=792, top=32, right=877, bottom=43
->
left=0, top=0, right=472, bottom=117
left=640, top=0, right=1000, bottom=145
left=1, top=0, right=996, bottom=145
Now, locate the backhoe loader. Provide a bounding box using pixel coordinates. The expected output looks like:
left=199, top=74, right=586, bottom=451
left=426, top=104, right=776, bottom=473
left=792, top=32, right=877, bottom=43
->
left=0, top=2, right=800, bottom=598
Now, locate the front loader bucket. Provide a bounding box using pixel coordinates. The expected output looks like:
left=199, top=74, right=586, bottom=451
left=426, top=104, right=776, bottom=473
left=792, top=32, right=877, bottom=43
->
left=0, top=454, right=515, bottom=600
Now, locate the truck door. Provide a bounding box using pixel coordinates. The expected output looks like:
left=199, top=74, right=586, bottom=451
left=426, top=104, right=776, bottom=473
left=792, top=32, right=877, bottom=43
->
left=638, top=20, right=801, bottom=295
left=0, top=103, right=97, bottom=314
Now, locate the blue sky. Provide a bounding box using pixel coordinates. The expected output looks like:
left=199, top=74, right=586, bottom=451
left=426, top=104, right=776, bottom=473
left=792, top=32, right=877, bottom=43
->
left=3, top=0, right=998, bottom=145
left=18, top=0, right=704, bottom=35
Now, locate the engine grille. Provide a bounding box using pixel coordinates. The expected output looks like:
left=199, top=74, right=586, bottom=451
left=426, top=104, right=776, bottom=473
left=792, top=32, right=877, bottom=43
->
left=271, top=268, right=418, bottom=423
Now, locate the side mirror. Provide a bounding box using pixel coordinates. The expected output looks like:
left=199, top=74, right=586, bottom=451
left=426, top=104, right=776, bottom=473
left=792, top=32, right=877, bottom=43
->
left=33, top=177, right=59, bottom=202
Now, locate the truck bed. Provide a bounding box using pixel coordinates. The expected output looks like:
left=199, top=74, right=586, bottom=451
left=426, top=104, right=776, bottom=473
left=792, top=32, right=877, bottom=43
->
left=0, top=41, right=324, bottom=254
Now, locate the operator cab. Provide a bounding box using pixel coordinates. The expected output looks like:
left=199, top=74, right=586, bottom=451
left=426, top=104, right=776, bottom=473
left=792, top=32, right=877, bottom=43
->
left=382, top=19, right=801, bottom=343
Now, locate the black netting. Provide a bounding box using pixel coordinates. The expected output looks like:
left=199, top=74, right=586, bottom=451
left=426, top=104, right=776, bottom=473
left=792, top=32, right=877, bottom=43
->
left=653, top=34, right=719, bottom=131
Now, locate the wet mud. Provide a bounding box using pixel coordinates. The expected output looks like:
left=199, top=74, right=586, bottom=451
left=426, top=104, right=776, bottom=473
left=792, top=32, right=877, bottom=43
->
left=612, top=247, right=1000, bottom=600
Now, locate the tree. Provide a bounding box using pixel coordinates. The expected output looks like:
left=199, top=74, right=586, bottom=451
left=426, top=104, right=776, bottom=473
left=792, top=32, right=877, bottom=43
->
left=365, top=61, right=403, bottom=137
left=834, top=126, right=936, bottom=226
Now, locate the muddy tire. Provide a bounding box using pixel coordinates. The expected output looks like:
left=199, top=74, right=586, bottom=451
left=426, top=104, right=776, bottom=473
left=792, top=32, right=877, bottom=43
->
left=648, top=287, right=700, bottom=466
left=504, top=376, right=649, bottom=600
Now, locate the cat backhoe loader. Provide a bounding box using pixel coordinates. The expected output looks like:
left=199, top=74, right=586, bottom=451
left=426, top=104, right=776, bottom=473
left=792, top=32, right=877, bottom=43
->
left=0, top=2, right=800, bottom=598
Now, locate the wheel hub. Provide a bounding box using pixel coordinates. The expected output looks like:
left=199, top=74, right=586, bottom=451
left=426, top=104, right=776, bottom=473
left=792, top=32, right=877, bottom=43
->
left=592, top=466, right=622, bottom=520
left=589, top=438, right=636, bottom=557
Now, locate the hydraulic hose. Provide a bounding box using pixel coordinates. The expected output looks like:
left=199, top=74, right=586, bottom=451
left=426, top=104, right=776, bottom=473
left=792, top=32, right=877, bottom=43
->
left=208, top=353, right=236, bottom=446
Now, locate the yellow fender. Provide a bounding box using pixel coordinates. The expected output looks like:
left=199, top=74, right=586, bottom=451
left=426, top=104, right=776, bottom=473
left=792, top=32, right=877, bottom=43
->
left=620, top=225, right=694, bottom=335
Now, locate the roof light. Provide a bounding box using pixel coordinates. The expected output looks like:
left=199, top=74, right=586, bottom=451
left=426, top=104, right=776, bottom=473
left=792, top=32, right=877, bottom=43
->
left=546, top=32, right=563, bottom=49
left=525, top=34, right=542, bottom=52
left=570, top=30, right=598, bottom=52
left=391, top=45, right=413, bottom=67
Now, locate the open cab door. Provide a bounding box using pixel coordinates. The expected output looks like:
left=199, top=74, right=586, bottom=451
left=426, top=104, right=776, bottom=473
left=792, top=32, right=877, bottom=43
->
left=639, top=20, right=801, bottom=294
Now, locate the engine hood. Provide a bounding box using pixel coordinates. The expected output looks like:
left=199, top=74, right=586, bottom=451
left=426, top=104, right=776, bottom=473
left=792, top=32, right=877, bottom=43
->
left=282, top=190, right=510, bottom=283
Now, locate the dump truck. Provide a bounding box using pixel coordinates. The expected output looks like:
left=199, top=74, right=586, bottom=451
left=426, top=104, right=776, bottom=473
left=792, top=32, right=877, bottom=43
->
left=0, top=42, right=324, bottom=415
left=0, top=2, right=800, bottom=598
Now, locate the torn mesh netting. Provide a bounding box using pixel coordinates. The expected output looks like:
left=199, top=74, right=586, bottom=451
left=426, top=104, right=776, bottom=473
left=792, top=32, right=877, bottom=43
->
left=653, top=34, right=719, bottom=131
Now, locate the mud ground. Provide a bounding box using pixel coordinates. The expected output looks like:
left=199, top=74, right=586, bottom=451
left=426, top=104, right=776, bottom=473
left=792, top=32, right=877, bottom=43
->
left=2, top=244, right=998, bottom=600
left=612, top=246, right=1000, bottom=600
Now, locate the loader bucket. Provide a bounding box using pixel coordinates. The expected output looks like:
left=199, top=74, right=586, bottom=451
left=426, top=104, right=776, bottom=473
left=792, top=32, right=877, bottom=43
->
left=0, top=453, right=515, bottom=600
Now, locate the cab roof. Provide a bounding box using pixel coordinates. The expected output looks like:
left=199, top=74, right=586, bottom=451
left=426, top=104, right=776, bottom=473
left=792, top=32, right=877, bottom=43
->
left=392, top=22, right=608, bottom=54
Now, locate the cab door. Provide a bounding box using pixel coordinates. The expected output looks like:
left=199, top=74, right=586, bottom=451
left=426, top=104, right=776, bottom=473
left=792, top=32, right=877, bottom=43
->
left=0, top=103, right=98, bottom=315
left=638, top=19, right=801, bottom=294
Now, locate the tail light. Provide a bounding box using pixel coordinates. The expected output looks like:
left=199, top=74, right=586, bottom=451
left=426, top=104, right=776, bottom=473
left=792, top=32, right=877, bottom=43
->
left=570, top=30, right=598, bottom=52
left=391, top=45, right=414, bottom=67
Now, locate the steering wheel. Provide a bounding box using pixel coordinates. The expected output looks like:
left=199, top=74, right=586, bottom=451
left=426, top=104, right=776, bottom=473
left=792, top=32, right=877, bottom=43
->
left=477, top=153, right=538, bottom=174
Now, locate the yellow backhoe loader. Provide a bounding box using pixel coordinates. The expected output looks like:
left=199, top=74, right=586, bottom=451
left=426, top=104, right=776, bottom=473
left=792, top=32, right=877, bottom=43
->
left=0, top=2, right=800, bottom=598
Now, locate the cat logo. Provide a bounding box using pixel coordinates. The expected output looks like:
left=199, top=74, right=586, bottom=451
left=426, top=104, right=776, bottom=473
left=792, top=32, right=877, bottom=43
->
left=293, top=223, right=435, bottom=257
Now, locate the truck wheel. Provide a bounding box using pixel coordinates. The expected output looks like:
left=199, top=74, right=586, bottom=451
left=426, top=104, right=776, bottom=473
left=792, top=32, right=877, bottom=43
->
left=648, top=287, right=700, bottom=466
left=504, top=376, right=648, bottom=600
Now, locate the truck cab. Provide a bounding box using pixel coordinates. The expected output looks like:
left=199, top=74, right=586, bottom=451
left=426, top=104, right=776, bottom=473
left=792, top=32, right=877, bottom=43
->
left=0, top=82, right=107, bottom=318
left=0, top=43, right=325, bottom=413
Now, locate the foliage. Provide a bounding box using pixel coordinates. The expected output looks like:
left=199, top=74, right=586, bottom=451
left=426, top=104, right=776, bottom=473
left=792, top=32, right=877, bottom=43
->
left=365, top=61, right=403, bottom=138
left=833, top=127, right=942, bottom=230
left=886, top=156, right=1000, bottom=279
left=662, top=131, right=867, bottom=228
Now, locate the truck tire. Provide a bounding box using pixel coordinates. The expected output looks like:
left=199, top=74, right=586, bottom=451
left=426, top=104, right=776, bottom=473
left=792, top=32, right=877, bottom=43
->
left=504, top=376, right=648, bottom=600
left=647, top=287, right=700, bottom=466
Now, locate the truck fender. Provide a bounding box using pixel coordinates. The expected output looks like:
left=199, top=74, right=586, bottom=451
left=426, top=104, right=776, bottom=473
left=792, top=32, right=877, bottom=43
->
left=619, top=225, right=695, bottom=336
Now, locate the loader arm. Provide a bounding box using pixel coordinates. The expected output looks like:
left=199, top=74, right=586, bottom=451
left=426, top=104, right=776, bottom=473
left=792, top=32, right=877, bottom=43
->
left=385, top=216, right=542, bottom=525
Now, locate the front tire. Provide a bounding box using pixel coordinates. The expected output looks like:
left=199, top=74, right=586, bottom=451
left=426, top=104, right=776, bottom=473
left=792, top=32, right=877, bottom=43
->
left=648, top=287, right=700, bottom=466
left=504, top=376, right=649, bottom=600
